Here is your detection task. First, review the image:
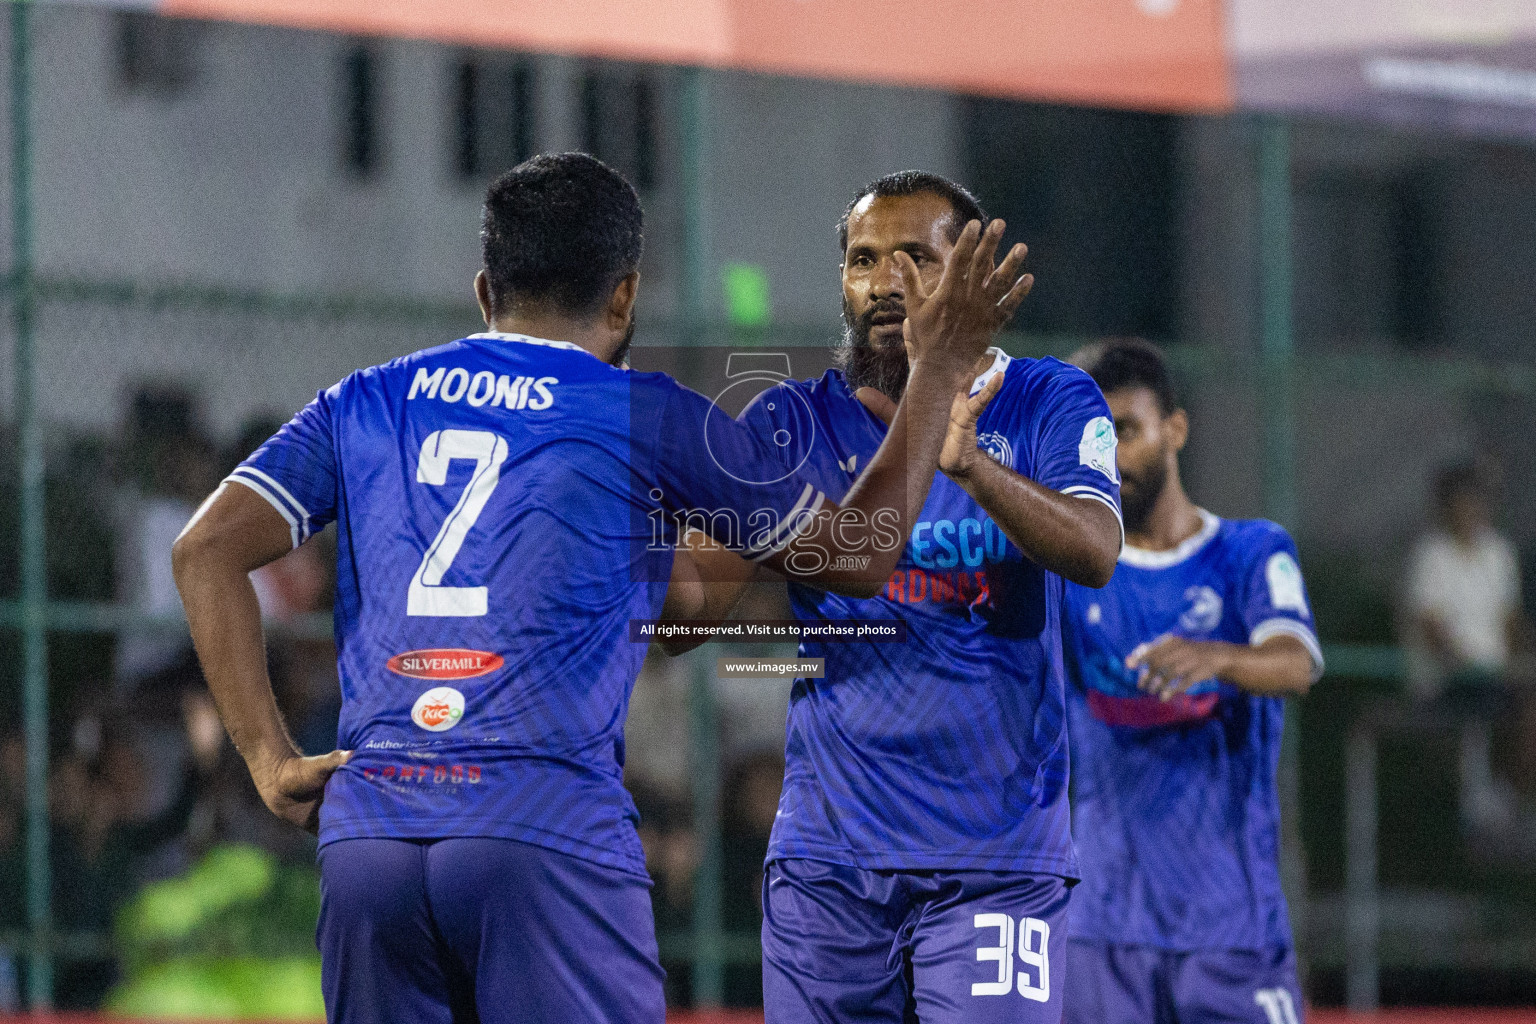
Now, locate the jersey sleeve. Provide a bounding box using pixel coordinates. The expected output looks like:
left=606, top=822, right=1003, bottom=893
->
left=1240, top=525, right=1325, bottom=681
left=225, top=385, right=341, bottom=548
left=1030, top=366, right=1123, bottom=543
left=647, top=381, right=826, bottom=563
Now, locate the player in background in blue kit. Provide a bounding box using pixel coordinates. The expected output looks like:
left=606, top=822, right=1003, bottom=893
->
left=665, top=173, right=1123, bottom=1024
left=1060, top=339, right=1323, bottom=1024
left=170, top=154, right=1034, bottom=1024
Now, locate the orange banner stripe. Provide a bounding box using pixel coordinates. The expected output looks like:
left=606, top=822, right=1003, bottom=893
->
left=159, top=0, right=1233, bottom=111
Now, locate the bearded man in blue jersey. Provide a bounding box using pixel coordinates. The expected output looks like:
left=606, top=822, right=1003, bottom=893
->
left=666, top=172, right=1123, bottom=1024
left=170, top=154, right=1034, bottom=1024
left=1059, top=339, right=1322, bottom=1024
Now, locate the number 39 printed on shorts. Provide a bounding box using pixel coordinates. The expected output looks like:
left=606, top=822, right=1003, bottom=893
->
left=972, top=914, right=1050, bottom=1001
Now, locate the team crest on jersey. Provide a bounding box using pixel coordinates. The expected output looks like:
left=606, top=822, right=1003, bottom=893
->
left=1079, top=416, right=1119, bottom=483
left=411, top=687, right=465, bottom=732
left=1179, top=585, right=1224, bottom=632
left=977, top=432, right=1014, bottom=470
left=387, top=648, right=503, bottom=680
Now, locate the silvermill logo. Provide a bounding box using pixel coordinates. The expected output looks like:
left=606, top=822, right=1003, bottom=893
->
left=386, top=649, right=504, bottom=680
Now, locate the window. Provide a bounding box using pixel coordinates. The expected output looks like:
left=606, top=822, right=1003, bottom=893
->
left=580, top=68, right=659, bottom=191
left=341, top=43, right=381, bottom=177
left=453, top=55, right=535, bottom=180
left=115, top=11, right=200, bottom=96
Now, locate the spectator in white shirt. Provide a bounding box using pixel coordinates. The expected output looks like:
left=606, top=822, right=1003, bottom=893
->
left=1406, top=464, right=1523, bottom=694
left=1404, top=463, right=1535, bottom=840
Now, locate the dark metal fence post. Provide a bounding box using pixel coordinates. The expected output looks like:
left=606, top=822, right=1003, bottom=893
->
left=678, top=65, right=725, bottom=1007
left=1258, top=115, right=1309, bottom=987
left=9, top=0, right=52, bottom=1006
left=688, top=650, right=725, bottom=1006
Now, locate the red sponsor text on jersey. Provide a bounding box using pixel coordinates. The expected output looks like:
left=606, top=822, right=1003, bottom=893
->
left=364, top=764, right=482, bottom=784
left=387, top=649, right=504, bottom=680
left=883, top=568, right=990, bottom=607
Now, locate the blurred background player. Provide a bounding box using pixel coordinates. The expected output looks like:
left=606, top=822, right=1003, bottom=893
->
left=171, top=152, right=1023, bottom=1024
left=666, top=172, right=1121, bottom=1024
left=1061, top=339, right=1322, bottom=1024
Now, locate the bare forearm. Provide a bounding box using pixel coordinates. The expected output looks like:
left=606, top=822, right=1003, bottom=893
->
left=173, top=482, right=349, bottom=833
left=951, top=455, right=1118, bottom=587
left=1210, top=639, right=1316, bottom=696
left=173, top=550, right=298, bottom=773
left=657, top=533, right=758, bottom=655
left=1131, top=633, right=1316, bottom=700
left=776, top=355, right=972, bottom=596
left=845, top=355, right=967, bottom=544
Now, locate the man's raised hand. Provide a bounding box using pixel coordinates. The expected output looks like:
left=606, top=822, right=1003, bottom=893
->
left=895, top=219, right=1033, bottom=369
left=939, top=372, right=1006, bottom=480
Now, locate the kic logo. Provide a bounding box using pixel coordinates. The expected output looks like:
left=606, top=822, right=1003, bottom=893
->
left=411, top=687, right=465, bottom=732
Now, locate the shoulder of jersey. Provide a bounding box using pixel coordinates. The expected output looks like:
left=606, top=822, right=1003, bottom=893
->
left=1209, top=516, right=1294, bottom=573
left=1218, top=516, right=1290, bottom=546
left=344, top=339, right=471, bottom=387
left=759, top=368, right=853, bottom=415
left=359, top=337, right=579, bottom=377
left=798, top=367, right=852, bottom=402
left=1016, top=354, right=1094, bottom=390
left=986, top=353, right=1070, bottom=416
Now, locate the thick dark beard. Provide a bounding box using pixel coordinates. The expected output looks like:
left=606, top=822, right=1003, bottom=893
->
left=1119, top=457, right=1168, bottom=535
left=836, top=296, right=909, bottom=402
left=608, top=315, right=637, bottom=368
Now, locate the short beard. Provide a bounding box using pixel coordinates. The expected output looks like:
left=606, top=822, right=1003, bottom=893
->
left=608, top=315, right=637, bottom=368
left=1119, top=457, right=1168, bottom=535
left=836, top=296, right=909, bottom=402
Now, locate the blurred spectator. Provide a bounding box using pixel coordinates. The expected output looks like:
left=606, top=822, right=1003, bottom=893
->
left=721, top=749, right=784, bottom=1007
left=1405, top=464, right=1527, bottom=695
left=626, top=650, right=694, bottom=799
left=714, top=582, right=795, bottom=764
left=112, top=386, right=219, bottom=690
left=253, top=535, right=341, bottom=757
left=629, top=778, right=699, bottom=1006
left=48, top=692, right=221, bottom=1008
left=1403, top=463, right=1536, bottom=844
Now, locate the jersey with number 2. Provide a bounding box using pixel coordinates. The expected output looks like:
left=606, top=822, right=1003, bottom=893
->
left=229, top=332, right=825, bottom=876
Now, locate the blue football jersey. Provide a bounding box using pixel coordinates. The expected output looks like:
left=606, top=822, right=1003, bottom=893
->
left=230, top=332, right=827, bottom=876
left=1061, top=511, right=1323, bottom=950
left=743, top=350, right=1121, bottom=875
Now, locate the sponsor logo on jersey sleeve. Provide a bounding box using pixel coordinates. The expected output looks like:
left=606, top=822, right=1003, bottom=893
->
left=1265, top=551, right=1310, bottom=617
left=411, top=686, right=466, bottom=732
left=1079, top=416, right=1119, bottom=483
left=386, top=648, right=504, bottom=680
